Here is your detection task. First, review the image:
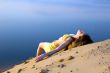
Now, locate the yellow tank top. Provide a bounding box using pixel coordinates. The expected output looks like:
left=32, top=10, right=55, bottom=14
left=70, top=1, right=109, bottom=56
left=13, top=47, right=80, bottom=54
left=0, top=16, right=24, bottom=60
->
left=44, top=42, right=57, bottom=53
left=62, top=34, right=75, bottom=49
left=44, top=34, right=75, bottom=53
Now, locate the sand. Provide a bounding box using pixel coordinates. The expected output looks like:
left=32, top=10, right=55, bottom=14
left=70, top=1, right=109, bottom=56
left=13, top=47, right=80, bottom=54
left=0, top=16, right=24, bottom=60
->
left=3, top=39, right=110, bottom=73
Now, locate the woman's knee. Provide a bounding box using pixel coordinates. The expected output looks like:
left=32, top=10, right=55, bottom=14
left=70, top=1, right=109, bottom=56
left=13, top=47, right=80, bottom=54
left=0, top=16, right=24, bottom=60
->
left=39, top=42, right=45, bottom=46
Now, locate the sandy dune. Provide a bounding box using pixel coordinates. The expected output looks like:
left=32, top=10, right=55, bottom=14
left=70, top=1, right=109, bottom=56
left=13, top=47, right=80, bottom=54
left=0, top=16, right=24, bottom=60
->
left=3, top=39, right=110, bottom=73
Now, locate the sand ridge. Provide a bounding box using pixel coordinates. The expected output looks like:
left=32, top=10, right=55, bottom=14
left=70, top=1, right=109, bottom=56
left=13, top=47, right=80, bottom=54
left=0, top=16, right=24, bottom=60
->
left=3, top=39, right=110, bottom=73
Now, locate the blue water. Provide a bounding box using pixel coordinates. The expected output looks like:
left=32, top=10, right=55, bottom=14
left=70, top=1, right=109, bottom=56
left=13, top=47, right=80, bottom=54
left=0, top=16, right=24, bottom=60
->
left=0, top=0, right=110, bottom=69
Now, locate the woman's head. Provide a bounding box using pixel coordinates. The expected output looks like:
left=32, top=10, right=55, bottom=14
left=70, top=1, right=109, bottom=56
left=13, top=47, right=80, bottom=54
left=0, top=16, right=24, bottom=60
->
left=72, top=30, right=93, bottom=47
left=73, top=30, right=86, bottom=39
left=77, top=34, right=93, bottom=45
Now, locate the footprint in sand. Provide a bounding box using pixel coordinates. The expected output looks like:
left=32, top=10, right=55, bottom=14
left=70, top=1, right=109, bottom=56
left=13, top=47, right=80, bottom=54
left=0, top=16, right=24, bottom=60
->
left=97, top=46, right=101, bottom=48
left=58, top=59, right=64, bottom=62
left=68, top=56, right=75, bottom=60
left=7, top=71, right=10, bottom=73
left=24, top=60, right=30, bottom=64
left=70, top=70, right=73, bottom=72
left=32, top=65, right=35, bottom=69
left=108, top=66, right=110, bottom=72
left=17, top=69, right=22, bottom=73
left=76, top=51, right=79, bottom=54
left=58, top=64, right=66, bottom=68
left=46, top=64, right=51, bottom=67
left=39, top=69, right=50, bottom=73
left=36, top=68, right=38, bottom=70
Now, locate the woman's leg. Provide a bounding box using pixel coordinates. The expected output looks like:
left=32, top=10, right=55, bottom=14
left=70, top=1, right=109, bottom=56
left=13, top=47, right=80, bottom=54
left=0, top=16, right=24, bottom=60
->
left=36, top=42, right=45, bottom=57
left=36, top=42, right=49, bottom=57
left=36, top=42, right=50, bottom=62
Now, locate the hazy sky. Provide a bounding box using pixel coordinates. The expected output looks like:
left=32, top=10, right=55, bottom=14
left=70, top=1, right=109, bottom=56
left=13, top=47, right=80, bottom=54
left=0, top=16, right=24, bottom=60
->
left=0, top=0, right=110, bottom=36
left=0, top=0, right=110, bottom=20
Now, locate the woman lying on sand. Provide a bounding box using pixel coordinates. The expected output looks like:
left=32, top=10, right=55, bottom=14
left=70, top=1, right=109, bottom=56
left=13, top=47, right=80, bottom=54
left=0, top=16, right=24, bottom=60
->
left=36, top=30, right=93, bottom=62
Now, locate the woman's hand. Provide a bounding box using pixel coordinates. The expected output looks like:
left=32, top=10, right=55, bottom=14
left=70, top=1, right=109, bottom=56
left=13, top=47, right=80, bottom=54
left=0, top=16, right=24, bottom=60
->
left=35, top=53, right=48, bottom=62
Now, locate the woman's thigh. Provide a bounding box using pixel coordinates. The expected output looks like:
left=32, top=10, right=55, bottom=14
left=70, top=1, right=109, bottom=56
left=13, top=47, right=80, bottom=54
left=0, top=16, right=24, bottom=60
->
left=40, top=42, right=50, bottom=49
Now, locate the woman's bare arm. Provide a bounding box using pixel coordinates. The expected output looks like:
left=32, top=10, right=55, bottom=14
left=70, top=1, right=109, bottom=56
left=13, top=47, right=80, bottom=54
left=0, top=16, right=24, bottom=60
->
left=36, top=37, right=75, bottom=62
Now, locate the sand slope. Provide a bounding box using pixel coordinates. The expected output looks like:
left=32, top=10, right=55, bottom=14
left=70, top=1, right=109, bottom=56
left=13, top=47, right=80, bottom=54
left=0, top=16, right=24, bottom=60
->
left=3, top=39, right=110, bottom=73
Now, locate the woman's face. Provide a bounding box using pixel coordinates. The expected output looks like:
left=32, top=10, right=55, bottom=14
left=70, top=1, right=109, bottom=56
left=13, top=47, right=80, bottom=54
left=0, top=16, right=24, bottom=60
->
left=73, top=30, right=85, bottom=39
